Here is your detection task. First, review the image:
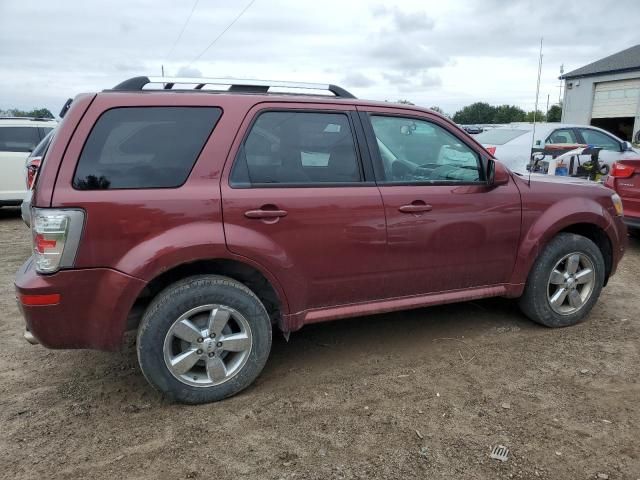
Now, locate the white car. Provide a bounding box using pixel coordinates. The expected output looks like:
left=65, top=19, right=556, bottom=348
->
left=0, top=117, right=56, bottom=207
left=474, top=123, right=639, bottom=174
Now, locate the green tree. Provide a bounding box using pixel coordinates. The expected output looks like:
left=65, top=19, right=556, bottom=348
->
left=429, top=106, right=444, bottom=114
left=547, top=104, right=562, bottom=122
left=492, top=104, right=526, bottom=123
left=525, top=110, right=546, bottom=122
left=1, top=107, right=54, bottom=119
left=453, top=102, right=496, bottom=124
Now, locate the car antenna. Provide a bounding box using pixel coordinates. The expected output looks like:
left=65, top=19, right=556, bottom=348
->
left=529, top=37, right=543, bottom=185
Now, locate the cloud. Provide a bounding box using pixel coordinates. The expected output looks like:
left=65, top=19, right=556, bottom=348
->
left=0, top=0, right=638, bottom=116
left=382, top=72, right=412, bottom=86
left=387, top=7, right=435, bottom=32
left=341, top=72, right=376, bottom=88
left=176, top=66, right=202, bottom=77
left=370, top=39, right=445, bottom=74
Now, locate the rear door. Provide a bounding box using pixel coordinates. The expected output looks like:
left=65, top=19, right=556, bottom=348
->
left=0, top=126, right=40, bottom=198
left=221, top=103, right=388, bottom=315
left=358, top=106, right=522, bottom=297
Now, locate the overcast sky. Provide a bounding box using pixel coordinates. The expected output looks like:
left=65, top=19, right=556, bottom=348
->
left=1, top=0, right=638, bottom=117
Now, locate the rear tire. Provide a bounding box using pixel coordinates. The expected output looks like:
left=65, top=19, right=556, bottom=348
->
left=137, top=275, right=272, bottom=404
left=518, top=233, right=605, bottom=328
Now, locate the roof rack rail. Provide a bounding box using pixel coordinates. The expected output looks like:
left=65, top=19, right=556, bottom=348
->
left=110, top=76, right=356, bottom=99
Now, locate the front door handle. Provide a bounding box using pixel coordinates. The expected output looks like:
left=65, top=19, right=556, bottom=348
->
left=244, top=209, right=288, bottom=219
left=398, top=203, right=432, bottom=213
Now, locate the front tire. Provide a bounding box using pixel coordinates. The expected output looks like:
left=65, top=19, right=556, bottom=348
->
left=518, top=233, right=605, bottom=327
left=137, top=275, right=272, bottom=404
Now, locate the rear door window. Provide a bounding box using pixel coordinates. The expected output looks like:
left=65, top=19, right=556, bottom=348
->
left=230, top=111, right=362, bottom=186
left=73, top=107, right=221, bottom=190
left=0, top=126, right=41, bottom=152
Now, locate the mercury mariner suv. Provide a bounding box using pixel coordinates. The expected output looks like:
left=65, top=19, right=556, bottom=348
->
left=15, top=76, right=627, bottom=404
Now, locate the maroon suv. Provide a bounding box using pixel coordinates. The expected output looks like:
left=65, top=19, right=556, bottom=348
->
left=15, top=76, right=627, bottom=404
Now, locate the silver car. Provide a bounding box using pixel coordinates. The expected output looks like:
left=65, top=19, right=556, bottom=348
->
left=475, top=123, right=638, bottom=174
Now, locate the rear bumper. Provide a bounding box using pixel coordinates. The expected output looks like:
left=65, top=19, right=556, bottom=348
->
left=15, top=257, right=146, bottom=351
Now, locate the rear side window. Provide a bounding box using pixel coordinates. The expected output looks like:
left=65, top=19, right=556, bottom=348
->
left=0, top=126, right=41, bottom=152
left=74, top=107, right=221, bottom=190
left=230, top=111, right=361, bottom=186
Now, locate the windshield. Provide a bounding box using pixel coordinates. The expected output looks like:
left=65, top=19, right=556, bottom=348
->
left=475, top=128, right=529, bottom=145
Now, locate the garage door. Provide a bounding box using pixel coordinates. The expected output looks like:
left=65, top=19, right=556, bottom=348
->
left=592, top=79, right=640, bottom=118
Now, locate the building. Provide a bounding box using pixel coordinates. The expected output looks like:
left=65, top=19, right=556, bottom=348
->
left=560, top=44, right=640, bottom=142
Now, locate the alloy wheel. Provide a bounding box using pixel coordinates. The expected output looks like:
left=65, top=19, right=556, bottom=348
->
left=163, top=304, right=252, bottom=387
left=547, top=252, right=596, bottom=315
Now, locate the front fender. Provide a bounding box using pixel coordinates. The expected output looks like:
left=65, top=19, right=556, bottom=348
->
left=509, top=197, right=615, bottom=289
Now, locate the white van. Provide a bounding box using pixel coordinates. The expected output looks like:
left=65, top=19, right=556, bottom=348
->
left=0, top=117, right=56, bottom=206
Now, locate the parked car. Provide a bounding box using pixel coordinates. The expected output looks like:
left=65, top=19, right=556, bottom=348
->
left=605, top=159, right=640, bottom=233
left=0, top=117, right=56, bottom=207
left=25, top=128, right=55, bottom=190
left=462, top=125, right=483, bottom=135
left=475, top=123, right=639, bottom=174
left=15, top=76, right=627, bottom=404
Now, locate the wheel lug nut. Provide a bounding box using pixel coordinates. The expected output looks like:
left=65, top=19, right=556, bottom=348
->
left=197, top=337, right=203, bottom=343
left=208, top=352, right=215, bottom=357
left=209, top=333, right=215, bottom=338
left=216, top=342, right=223, bottom=348
left=196, top=349, right=203, bottom=355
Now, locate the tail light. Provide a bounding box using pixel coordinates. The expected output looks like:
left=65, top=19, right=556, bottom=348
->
left=486, top=146, right=497, bottom=156
left=26, top=157, right=42, bottom=189
left=31, top=209, right=84, bottom=273
left=610, top=162, right=636, bottom=178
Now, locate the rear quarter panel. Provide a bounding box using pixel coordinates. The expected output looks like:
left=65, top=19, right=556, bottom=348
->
left=49, top=93, right=287, bottom=298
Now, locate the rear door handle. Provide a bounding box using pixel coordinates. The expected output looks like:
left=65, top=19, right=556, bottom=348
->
left=244, top=209, right=288, bottom=219
left=398, top=204, right=432, bottom=213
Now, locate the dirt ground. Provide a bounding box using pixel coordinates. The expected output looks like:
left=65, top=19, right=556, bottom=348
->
left=0, top=206, right=638, bottom=480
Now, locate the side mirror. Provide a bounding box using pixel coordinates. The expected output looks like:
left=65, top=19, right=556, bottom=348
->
left=622, top=140, right=633, bottom=152
left=487, top=158, right=509, bottom=186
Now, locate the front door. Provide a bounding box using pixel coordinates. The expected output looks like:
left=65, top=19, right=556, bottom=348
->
left=358, top=108, right=522, bottom=298
left=221, top=105, right=388, bottom=315
left=577, top=127, right=626, bottom=166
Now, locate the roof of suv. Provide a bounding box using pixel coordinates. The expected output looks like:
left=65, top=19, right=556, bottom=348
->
left=100, top=76, right=441, bottom=116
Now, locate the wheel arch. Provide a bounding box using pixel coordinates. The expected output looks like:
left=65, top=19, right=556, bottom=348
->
left=509, top=204, right=616, bottom=294
left=128, top=258, right=289, bottom=333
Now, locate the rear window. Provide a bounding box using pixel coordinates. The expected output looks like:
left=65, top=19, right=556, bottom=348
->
left=73, top=107, right=221, bottom=190
left=0, top=126, right=41, bottom=152
left=474, top=128, right=529, bottom=145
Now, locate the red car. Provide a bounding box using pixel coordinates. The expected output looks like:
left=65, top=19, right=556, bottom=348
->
left=16, top=77, right=627, bottom=403
left=605, top=159, right=640, bottom=233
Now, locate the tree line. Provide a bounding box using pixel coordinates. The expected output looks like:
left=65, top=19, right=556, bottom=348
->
left=1, top=108, right=55, bottom=119
left=392, top=100, right=562, bottom=124
left=451, top=102, right=561, bottom=124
